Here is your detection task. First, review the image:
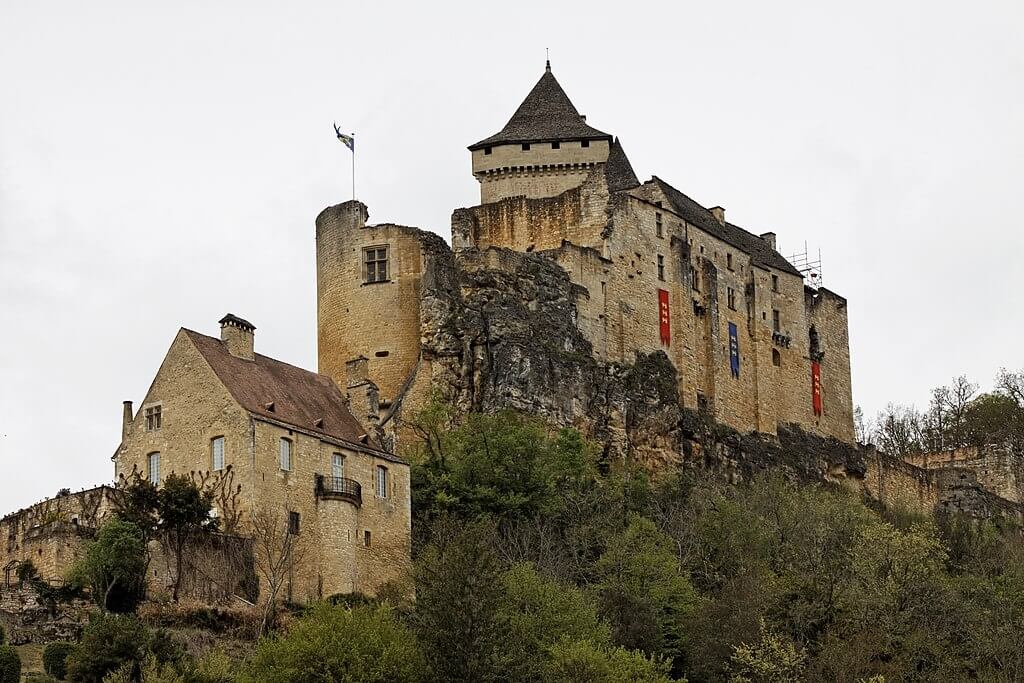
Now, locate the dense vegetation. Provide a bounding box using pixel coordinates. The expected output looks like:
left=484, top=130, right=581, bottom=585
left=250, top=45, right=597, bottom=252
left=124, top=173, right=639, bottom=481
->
left=861, top=367, right=1024, bottom=455
left=20, top=401, right=1024, bottom=682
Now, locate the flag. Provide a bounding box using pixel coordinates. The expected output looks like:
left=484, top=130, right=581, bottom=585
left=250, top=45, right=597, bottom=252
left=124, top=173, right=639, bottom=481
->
left=812, top=361, right=823, bottom=416
left=334, top=123, right=355, bottom=151
left=658, top=289, right=671, bottom=345
left=728, top=322, right=740, bottom=378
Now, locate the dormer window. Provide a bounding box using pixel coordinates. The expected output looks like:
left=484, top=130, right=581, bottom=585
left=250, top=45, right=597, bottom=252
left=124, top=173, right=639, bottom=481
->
left=521, top=143, right=531, bottom=151
left=551, top=141, right=560, bottom=149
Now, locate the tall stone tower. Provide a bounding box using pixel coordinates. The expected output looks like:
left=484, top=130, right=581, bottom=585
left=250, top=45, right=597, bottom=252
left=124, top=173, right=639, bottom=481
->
left=468, top=62, right=615, bottom=204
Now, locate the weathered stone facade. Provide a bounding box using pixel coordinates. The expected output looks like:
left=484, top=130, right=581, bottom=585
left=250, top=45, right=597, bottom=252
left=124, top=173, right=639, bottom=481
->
left=112, top=318, right=412, bottom=602
left=316, top=65, right=854, bottom=463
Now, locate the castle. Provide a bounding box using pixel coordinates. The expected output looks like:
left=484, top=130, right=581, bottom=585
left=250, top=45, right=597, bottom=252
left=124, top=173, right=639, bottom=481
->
left=316, top=62, right=855, bottom=450
left=7, top=63, right=1024, bottom=615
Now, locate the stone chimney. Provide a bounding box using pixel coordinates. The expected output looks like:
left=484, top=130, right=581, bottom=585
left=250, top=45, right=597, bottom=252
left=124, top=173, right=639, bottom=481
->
left=760, top=232, right=777, bottom=250
left=709, top=206, right=725, bottom=225
left=345, top=356, right=381, bottom=437
left=122, top=401, right=133, bottom=442
left=219, top=314, right=255, bottom=361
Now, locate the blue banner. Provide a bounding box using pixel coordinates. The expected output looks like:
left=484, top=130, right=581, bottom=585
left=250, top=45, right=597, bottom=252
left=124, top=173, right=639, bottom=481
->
left=728, top=322, right=740, bottom=378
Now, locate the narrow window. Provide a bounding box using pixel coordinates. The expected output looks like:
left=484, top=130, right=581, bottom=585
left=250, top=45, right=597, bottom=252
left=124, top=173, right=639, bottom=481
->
left=288, top=511, right=300, bottom=535
left=727, top=253, right=734, bottom=271
left=211, top=436, right=225, bottom=471
left=145, top=405, right=162, bottom=431
left=727, top=288, right=737, bottom=311
left=772, top=349, right=782, bottom=367
left=332, top=453, right=345, bottom=481
left=376, top=465, right=388, bottom=498
left=148, top=452, right=161, bottom=485
left=656, top=212, right=663, bottom=238
left=484, top=146, right=492, bottom=155
left=581, top=139, right=590, bottom=148
left=521, top=143, right=530, bottom=151
left=363, top=246, right=389, bottom=284
left=551, top=141, right=560, bottom=149
left=657, top=254, right=665, bottom=281
left=279, top=438, right=292, bottom=472
left=364, top=530, right=372, bottom=547
left=690, top=265, right=700, bottom=292
left=771, top=274, right=779, bottom=292
left=772, top=309, right=781, bottom=333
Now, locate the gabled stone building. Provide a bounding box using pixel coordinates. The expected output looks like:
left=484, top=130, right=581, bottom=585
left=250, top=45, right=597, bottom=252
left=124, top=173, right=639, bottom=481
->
left=112, top=314, right=411, bottom=601
left=316, top=63, right=854, bottom=454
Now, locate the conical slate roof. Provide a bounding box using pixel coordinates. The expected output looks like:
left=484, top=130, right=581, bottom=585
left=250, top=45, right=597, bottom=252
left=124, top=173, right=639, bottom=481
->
left=605, top=138, right=640, bottom=192
left=469, top=65, right=612, bottom=150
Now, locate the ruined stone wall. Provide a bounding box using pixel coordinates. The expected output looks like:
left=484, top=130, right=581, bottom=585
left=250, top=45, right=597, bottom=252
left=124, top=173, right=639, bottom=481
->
left=906, top=443, right=1024, bottom=503
left=316, top=202, right=444, bottom=404
left=0, top=487, right=114, bottom=583
left=806, top=287, right=855, bottom=441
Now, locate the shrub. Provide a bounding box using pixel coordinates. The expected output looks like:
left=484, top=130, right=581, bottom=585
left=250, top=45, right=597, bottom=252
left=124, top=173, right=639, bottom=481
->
left=0, top=646, right=21, bottom=683
left=240, top=603, right=425, bottom=683
left=66, top=613, right=151, bottom=683
left=43, top=641, right=76, bottom=680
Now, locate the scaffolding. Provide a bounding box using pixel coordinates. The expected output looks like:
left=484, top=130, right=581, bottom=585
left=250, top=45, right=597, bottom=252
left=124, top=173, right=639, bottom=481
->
left=786, top=241, right=823, bottom=289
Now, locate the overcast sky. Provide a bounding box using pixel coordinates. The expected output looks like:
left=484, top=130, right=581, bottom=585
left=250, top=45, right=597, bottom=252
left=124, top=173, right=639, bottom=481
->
left=2, top=0, right=1022, bottom=511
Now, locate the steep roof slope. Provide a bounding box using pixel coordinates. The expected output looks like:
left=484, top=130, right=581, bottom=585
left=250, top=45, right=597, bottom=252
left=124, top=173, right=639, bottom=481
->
left=605, top=138, right=640, bottom=192
left=470, top=67, right=612, bottom=150
left=183, top=329, right=371, bottom=447
left=652, top=177, right=802, bottom=276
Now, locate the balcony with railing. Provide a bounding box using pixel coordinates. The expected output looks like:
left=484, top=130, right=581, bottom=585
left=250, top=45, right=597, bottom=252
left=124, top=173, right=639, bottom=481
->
left=315, top=474, right=362, bottom=507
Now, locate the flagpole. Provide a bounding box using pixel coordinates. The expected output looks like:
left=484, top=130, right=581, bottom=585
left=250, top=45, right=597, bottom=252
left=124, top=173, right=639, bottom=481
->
left=351, top=139, right=355, bottom=200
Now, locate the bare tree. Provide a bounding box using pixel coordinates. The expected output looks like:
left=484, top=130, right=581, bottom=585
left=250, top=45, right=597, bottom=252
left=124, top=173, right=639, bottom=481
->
left=873, top=403, right=924, bottom=457
left=997, top=368, right=1024, bottom=408
left=250, top=503, right=309, bottom=636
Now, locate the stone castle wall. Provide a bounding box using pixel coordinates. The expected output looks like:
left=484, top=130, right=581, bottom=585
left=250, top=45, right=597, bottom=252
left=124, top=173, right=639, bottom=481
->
left=905, top=443, right=1024, bottom=504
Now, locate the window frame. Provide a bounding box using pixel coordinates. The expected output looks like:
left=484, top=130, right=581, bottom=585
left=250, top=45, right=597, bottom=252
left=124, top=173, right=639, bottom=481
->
left=771, top=274, right=779, bottom=292
left=211, top=436, right=225, bottom=471
left=657, top=254, right=665, bottom=281
left=655, top=212, right=663, bottom=238
left=279, top=437, right=293, bottom=472
left=288, top=511, right=300, bottom=535
left=144, top=405, right=162, bottom=432
left=362, top=245, right=390, bottom=284
left=727, top=253, right=734, bottom=271
left=375, top=465, right=388, bottom=499
left=727, top=287, right=737, bottom=311
left=332, top=453, right=345, bottom=481
left=772, top=309, right=781, bottom=333
left=148, top=452, right=161, bottom=485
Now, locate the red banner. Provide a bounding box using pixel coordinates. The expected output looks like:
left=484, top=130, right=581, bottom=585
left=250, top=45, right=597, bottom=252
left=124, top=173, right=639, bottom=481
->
left=658, top=289, right=670, bottom=346
left=811, top=361, right=822, bottom=416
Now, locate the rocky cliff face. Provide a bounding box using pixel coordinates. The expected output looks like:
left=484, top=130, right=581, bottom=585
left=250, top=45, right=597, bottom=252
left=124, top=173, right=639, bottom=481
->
left=414, top=243, right=866, bottom=485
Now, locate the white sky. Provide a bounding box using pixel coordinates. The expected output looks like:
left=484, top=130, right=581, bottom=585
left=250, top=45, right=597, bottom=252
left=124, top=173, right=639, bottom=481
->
left=2, top=0, right=1022, bottom=511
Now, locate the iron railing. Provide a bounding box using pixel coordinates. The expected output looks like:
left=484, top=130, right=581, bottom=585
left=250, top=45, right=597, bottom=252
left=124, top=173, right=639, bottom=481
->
left=315, top=474, right=362, bottom=507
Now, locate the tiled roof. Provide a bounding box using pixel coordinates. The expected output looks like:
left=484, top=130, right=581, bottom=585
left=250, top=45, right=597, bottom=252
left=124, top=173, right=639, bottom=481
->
left=652, top=177, right=802, bottom=277
left=183, top=329, right=380, bottom=451
left=469, top=68, right=611, bottom=150
left=605, top=138, right=640, bottom=192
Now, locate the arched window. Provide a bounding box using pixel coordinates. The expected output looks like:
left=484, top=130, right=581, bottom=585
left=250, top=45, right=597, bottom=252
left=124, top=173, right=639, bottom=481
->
left=772, top=349, right=782, bottom=367
left=148, top=452, right=161, bottom=485
left=279, top=438, right=292, bottom=472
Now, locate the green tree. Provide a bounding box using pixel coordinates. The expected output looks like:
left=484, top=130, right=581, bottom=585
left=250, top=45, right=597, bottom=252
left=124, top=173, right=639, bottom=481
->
left=544, top=639, right=675, bottom=683
left=413, top=519, right=506, bottom=682
left=727, top=620, right=806, bottom=683
left=594, top=515, right=698, bottom=669
left=240, top=603, right=424, bottom=683
left=962, top=392, right=1023, bottom=446
left=0, top=646, right=20, bottom=683
left=72, top=518, right=147, bottom=613
left=43, top=641, right=76, bottom=680
left=409, top=406, right=595, bottom=536
left=496, top=562, right=610, bottom=681
left=157, top=473, right=217, bottom=602
left=66, top=613, right=151, bottom=683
